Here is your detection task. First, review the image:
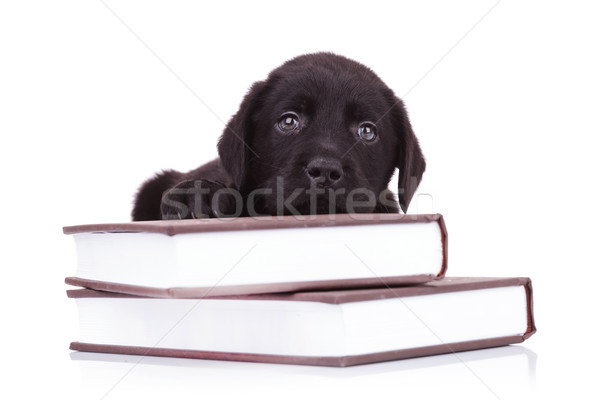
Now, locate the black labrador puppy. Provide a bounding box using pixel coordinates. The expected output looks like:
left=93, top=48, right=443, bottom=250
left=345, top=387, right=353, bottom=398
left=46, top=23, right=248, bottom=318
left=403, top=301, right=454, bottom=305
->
left=132, top=52, right=425, bottom=220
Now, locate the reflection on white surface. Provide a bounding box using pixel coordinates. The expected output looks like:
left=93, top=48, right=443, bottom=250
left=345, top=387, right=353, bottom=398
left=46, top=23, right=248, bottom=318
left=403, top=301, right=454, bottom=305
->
left=70, top=345, right=537, bottom=399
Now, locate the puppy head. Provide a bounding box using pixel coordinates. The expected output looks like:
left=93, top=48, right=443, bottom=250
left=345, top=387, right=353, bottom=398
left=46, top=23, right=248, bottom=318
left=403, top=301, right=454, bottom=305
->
left=218, top=52, right=425, bottom=215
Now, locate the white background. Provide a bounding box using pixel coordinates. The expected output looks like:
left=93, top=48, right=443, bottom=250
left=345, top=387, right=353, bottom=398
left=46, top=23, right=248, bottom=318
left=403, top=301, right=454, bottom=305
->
left=1, top=1, right=599, bottom=399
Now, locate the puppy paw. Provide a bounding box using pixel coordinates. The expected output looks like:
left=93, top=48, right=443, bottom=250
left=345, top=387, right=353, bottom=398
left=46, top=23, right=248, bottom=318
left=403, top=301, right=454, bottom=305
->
left=160, top=179, right=239, bottom=219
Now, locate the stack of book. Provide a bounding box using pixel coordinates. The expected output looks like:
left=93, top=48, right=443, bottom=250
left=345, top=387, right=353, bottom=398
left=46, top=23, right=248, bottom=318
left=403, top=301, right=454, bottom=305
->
left=64, top=214, right=536, bottom=367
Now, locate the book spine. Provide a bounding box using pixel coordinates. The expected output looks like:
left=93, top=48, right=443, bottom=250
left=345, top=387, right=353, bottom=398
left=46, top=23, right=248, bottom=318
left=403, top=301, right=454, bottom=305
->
left=436, top=215, right=448, bottom=278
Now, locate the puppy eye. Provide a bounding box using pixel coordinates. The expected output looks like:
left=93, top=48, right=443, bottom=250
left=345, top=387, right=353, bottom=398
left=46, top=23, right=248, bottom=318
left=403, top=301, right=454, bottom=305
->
left=277, top=113, right=300, bottom=133
left=358, top=122, right=377, bottom=142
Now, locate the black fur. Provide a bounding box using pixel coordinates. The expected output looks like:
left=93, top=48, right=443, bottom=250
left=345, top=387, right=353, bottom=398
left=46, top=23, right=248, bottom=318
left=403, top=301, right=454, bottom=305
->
left=132, top=52, right=425, bottom=221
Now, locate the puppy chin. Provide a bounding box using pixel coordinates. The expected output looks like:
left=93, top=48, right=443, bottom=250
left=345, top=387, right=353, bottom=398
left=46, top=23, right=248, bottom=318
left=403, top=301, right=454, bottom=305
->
left=292, top=195, right=349, bottom=215
left=256, top=187, right=378, bottom=216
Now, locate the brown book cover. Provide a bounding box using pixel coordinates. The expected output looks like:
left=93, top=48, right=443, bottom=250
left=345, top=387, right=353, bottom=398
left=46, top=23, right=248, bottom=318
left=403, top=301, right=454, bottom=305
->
left=63, top=213, right=447, bottom=236
left=68, top=277, right=536, bottom=367
left=64, top=213, right=448, bottom=297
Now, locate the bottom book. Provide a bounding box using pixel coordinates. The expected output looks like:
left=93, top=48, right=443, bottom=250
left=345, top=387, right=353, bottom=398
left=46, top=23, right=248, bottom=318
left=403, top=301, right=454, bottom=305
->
left=67, top=277, right=536, bottom=367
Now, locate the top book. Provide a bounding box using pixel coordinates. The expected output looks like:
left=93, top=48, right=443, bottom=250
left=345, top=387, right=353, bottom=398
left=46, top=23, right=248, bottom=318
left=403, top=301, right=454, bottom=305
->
left=64, top=213, right=447, bottom=297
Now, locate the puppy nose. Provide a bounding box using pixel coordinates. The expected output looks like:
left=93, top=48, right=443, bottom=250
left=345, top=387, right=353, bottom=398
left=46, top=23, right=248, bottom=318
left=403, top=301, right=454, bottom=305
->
left=306, top=158, right=343, bottom=187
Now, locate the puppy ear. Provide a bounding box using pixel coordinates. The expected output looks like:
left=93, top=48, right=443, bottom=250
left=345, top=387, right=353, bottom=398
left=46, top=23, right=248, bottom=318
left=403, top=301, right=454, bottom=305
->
left=217, top=81, right=268, bottom=192
left=393, top=99, right=426, bottom=213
